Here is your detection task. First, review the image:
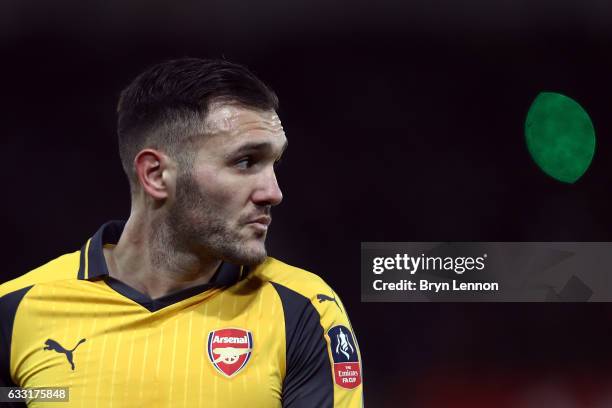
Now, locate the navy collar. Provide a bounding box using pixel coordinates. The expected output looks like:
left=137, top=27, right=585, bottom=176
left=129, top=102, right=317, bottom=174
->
left=77, top=220, right=246, bottom=289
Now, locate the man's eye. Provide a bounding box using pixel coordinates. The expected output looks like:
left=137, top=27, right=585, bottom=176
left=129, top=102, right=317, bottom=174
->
left=235, top=157, right=253, bottom=169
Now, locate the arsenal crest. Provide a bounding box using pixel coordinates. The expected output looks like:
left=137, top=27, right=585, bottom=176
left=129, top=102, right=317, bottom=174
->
left=207, top=328, right=253, bottom=378
left=328, top=325, right=362, bottom=389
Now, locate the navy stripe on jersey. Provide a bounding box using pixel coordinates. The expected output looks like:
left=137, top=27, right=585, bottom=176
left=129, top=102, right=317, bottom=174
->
left=0, top=286, right=33, bottom=387
left=87, top=220, right=125, bottom=279
left=77, top=242, right=87, bottom=280
left=104, top=278, right=213, bottom=312
left=270, top=282, right=333, bottom=408
left=103, top=262, right=246, bottom=312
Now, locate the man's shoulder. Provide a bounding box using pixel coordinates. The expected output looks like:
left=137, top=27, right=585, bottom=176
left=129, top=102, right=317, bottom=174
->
left=253, top=257, right=333, bottom=299
left=252, top=257, right=352, bottom=321
left=0, top=251, right=81, bottom=298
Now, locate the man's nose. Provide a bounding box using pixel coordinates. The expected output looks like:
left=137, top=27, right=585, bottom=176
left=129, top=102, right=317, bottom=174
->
left=252, top=169, right=283, bottom=206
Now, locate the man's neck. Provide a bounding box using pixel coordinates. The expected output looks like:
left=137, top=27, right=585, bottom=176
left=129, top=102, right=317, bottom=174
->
left=103, top=216, right=222, bottom=300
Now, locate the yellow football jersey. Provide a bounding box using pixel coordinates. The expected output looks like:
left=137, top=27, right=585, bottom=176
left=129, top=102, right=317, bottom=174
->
left=0, top=221, right=363, bottom=407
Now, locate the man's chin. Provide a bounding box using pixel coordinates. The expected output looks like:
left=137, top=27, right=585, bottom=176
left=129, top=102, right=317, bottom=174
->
left=223, top=241, right=267, bottom=266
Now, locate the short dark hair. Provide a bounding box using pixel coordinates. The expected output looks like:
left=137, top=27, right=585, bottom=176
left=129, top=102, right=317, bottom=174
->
left=117, top=58, right=279, bottom=190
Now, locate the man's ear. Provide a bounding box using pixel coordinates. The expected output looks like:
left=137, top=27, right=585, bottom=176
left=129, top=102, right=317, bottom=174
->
left=134, top=149, right=174, bottom=200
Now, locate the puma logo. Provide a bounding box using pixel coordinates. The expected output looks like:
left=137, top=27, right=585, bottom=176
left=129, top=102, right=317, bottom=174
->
left=316, top=294, right=342, bottom=312
left=43, top=338, right=86, bottom=370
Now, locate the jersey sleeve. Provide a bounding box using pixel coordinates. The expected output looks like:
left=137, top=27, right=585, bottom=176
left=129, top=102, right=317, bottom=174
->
left=0, top=287, right=32, bottom=407
left=270, top=282, right=364, bottom=408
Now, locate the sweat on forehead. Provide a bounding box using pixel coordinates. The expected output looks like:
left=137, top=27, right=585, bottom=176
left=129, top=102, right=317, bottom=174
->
left=203, top=104, right=283, bottom=136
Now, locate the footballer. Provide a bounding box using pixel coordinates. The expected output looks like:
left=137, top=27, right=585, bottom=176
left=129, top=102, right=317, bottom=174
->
left=0, top=58, right=363, bottom=407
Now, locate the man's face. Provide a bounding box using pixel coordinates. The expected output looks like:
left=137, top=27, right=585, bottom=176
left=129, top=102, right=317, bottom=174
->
left=167, top=103, right=287, bottom=266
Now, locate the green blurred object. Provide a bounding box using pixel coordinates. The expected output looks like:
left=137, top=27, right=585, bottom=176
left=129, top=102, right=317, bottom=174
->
left=525, top=92, right=596, bottom=183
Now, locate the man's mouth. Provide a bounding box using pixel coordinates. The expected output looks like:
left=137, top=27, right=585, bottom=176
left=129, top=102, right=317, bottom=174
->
left=246, top=216, right=271, bottom=228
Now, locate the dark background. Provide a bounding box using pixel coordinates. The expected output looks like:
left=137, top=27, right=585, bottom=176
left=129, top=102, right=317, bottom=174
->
left=2, top=1, right=612, bottom=406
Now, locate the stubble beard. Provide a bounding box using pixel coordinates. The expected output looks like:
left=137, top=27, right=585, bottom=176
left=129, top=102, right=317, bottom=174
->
left=164, top=171, right=268, bottom=267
